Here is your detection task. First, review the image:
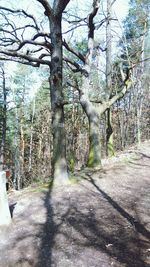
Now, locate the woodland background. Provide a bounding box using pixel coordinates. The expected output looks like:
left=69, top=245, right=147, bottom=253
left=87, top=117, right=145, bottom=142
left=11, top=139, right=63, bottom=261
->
left=0, top=0, right=150, bottom=189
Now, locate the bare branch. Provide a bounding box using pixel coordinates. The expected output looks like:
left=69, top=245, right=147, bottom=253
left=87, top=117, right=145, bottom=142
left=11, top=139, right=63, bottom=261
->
left=0, top=5, right=53, bottom=67
left=10, top=39, right=51, bottom=52
left=95, top=18, right=106, bottom=29
left=131, top=56, right=150, bottom=69
left=84, top=0, right=100, bottom=66
left=111, top=0, right=117, bottom=6
left=39, top=53, right=50, bottom=59
left=63, top=16, right=87, bottom=25
left=0, top=49, right=51, bottom=67
left=0, top=56, right=40, bottom=67
left=0, top=6, right=40, bottom=30
left=63, top=56, right=84, bottom=73
left=32, top=32, right=50, bottom=41
left=63, top=23, right=87, bottom=35
left=63, top=39, right=85, bottom=63
left=88, top=0, right=100, bottom=40
left=107, top=81, right=132, bottom=108
left=36, top=0, right=53, bottom=17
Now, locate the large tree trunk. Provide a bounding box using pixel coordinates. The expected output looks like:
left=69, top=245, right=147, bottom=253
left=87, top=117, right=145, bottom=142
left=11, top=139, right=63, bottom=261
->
left=78, top=1, right=102, bottom=169
left=79, top=74, right=102, bottom=169
left=88, top=116, right=102, bottom=168
left=50, top=16, right=68, bottom=183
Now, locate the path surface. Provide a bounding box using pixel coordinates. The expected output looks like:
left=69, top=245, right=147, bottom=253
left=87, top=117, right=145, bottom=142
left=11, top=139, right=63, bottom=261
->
left=0, top=141, right=150, bottom=267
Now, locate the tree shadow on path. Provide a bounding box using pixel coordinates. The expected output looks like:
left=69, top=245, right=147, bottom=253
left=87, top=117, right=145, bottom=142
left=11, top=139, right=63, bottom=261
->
left=85, top=174, right=150, bottom=240
left=36, top=180, right=71, bottom=267
left=36, top=180, right=55, bottom=267
left=63, top=172, right=150, bottom=267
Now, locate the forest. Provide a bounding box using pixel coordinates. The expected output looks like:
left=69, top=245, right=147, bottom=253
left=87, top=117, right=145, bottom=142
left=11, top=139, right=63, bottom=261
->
left=0, top=0, right=150, bottom=187
left=0, top=0, right=150, bottom=266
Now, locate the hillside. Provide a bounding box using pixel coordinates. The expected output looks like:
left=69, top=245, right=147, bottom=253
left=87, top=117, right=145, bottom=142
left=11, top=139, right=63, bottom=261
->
left=0, top=141, right=150, bottom=267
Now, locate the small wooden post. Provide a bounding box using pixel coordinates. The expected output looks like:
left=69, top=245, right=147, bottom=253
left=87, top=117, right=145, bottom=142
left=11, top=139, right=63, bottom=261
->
left=0, top=171, right=11, bottom=226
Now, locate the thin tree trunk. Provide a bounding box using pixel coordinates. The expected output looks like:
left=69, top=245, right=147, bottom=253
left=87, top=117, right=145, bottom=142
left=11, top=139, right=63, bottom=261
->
left=12, top=85, right=21, bottom=190
left=106, top=0, right=114, bottom=156
left=137, top=105, right=142, bottom=144
left=28, top=97, right=35, bottom=172
left=14, top=112, right=21, bottom=190
left=106, top=108, right=114, bottom=156
left=136, top=22, right=146, bottom=145
left=20, top=122, right=25, bottom=186
left=0, top=67, right=7, bottom=169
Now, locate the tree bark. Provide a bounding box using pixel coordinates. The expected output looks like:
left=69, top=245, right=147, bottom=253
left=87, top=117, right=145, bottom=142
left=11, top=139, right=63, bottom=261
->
left=106, top=0, right=114, bottom=156
left=77, top=1, right=102, bottom=169
left=0, top=67, right=7, bottom=168
left=79, top=70, right=102, bottom=168
left=136, top=21, right=146, bottom=145
left=20, top=122, right=25, bottom=187
left=50, top=15, right=68, bottom=183
left=28, top=97, right=36, bottom=172
left=106, top=108, right=114, bottom=156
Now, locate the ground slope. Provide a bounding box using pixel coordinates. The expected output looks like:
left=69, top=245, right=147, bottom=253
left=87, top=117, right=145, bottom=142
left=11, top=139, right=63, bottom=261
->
left=0, top=141, right=150, bottom=267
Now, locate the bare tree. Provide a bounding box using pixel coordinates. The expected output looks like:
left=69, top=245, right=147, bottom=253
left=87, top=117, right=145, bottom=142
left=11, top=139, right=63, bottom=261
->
left=63, top=0, right=133, bottom=169
left=0, top=0, right=70, bottom=183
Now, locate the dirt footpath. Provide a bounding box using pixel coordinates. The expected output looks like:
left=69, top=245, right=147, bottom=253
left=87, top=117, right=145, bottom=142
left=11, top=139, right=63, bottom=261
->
left=0, top=141, right=150, bottom=267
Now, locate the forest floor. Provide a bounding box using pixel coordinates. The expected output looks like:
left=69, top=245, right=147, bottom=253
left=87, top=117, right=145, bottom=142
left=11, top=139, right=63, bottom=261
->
left=0, top=141, right=150, bottom=267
